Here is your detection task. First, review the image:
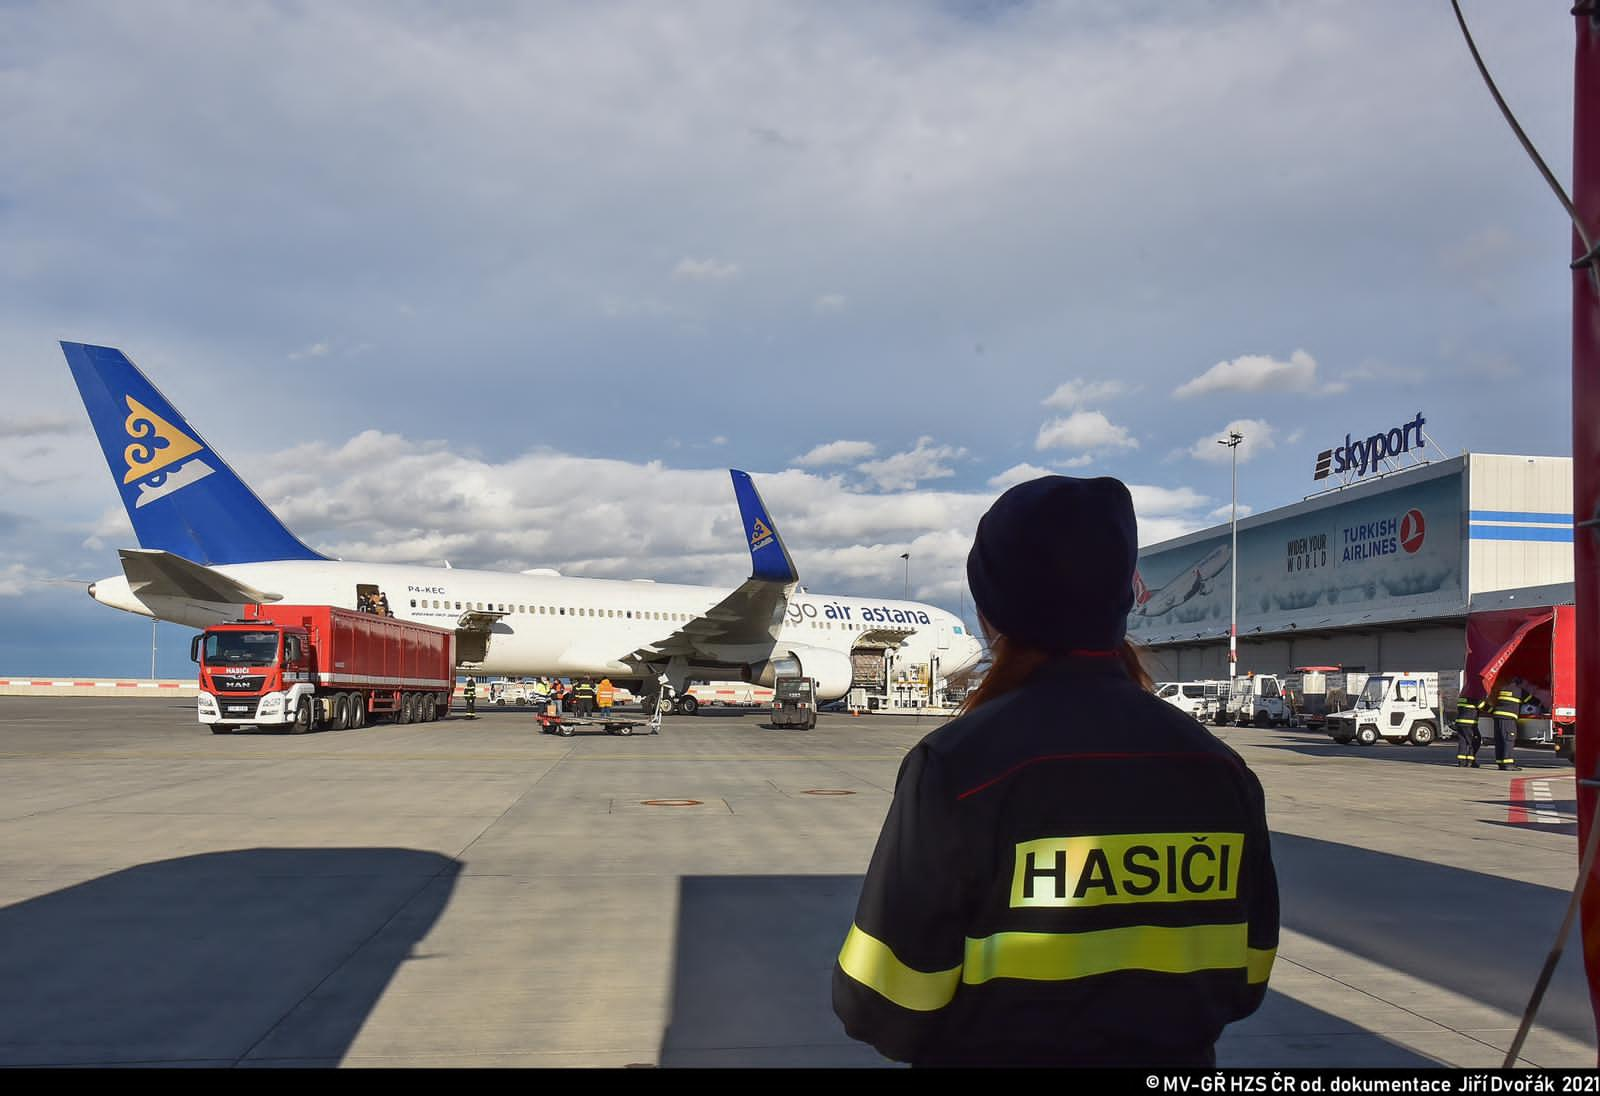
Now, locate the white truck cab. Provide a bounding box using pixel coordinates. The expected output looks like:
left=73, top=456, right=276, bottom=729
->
left=1326, top=671, right=1441, bottom=747
left=1218, top=674, right=1288, bottom=727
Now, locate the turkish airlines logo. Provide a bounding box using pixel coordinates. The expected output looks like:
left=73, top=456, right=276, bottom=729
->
left=1400, top=509, right=1426, bottom=554
left=122, top=396, right=214, bottom=509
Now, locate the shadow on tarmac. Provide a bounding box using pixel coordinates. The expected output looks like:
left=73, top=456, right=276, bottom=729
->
left=655, top=874, right=1441, bottom=1068
left=1271, top=833, right=1589, bottom=1039
left=0, top=848, right=460, bottom=1066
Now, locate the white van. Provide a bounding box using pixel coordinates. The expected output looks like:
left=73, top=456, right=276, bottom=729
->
left=1157, top=681, right=1222, bottom=722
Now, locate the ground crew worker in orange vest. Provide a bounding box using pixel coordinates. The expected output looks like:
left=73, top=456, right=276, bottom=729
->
left=597, top=677, right=615, bottom=711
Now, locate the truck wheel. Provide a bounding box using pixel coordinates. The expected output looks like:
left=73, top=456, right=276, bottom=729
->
left=396, top=693, right=412, bottom=725
left=1356, top=725, right=1378, bottom=746
left=424, top=695, right=438, bottom=722
left=211, top=725, right=233, bottom=735
left=1331, top=734, right=1353, bottom=745
left=1254, top=711, right=1271, bottom=729
left=331, top=693, right=351, bottom=731
left=1408, top=721, right=1436, bottom=747
left=349, top=694, right=366, bottom=728
left=291, top=697, right=313, bottom=734
left=680, top=695, right=699, bottom=715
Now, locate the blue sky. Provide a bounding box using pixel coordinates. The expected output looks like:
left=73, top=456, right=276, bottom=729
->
left=0, top=1, right=1578, bottom=676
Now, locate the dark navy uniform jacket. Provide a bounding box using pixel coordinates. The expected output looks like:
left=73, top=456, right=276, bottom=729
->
left=833, top=655, right=1279, bottom=1067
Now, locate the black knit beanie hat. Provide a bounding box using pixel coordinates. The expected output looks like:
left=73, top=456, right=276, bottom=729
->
left=966, top=475, right=1138, bottom=653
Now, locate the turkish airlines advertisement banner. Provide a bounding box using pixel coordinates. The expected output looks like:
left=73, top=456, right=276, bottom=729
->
left=1127, top=471, right=1464, bottom=641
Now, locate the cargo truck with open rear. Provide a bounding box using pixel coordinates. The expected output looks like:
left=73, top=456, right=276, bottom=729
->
left=1464, top=603, right=1578, bottom=760
left=191, top=604, right=456, bottom=734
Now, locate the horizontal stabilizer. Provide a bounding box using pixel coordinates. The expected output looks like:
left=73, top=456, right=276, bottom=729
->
left=118, top=549, right=283, bottom=605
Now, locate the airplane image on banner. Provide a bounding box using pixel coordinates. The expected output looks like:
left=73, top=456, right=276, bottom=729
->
left=62, top=343, right=984, bottom=704
left=1132, top=544, right=1231, bottom=619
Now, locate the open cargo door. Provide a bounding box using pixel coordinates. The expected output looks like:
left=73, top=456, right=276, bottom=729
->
left=1465, top=608, right=1555, bottom=697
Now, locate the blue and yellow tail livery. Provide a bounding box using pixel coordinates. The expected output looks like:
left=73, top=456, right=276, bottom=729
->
left=61, top=342, right=325, bottom=566
left=730, top=469, right=798, bottom=585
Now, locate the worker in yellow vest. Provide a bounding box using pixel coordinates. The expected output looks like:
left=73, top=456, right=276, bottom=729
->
left=597, top=677, right=615, bottom=712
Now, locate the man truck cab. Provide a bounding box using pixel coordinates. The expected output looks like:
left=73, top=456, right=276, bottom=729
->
left=1326, top=671, right=1441, bottom=747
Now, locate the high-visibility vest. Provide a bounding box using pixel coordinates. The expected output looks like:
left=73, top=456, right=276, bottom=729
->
left=1491, top=690, right=1523, bottom=720
left=597, top=680, right=615, bottom=705
left=1454, top=697, right=1481, bottom=729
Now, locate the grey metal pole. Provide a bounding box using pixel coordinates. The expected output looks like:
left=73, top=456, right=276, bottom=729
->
left=150, top=619, right=158, bottom=680
left=1217, top=431, right=1244, bottom=680
left=902, top=552, right=910, bottom=600
left=1230, top=440, right=1238, bottom=680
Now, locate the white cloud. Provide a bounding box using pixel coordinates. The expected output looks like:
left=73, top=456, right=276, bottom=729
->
left=814, top=293, right=847, bottom=314
left=1042, top=379, right=1129, bottom=410
left=0, top=562, right=29, bottom=597
left=1207, top=503, right=1255, bottom=522
left=672, top=257, right=741, bottom=281
left=710, top=435, right=728, bottom=446
left=1058, top=454, right=1096, bottom=469
left=795, top=439, right=877, bottom=466
left=1035, top=411, right=1138, bottom=453
left=1173, top=350, right=1345, bottom=399
left=1185, top=419, right=1279, bottom=464
left=289, top=341, right=330, bottom=360
left=1130, top=485, right=1211, bottom=515
left=987, top=462, right=1055, bottom=489
left=857, top=436, right=968, bottom=491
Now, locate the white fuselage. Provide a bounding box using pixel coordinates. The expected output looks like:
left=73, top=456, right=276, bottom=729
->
left=91, top=558, right=985, bottom=685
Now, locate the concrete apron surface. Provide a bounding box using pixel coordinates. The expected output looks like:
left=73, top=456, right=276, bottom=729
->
left=0, top=697, right=1591, bottom=1067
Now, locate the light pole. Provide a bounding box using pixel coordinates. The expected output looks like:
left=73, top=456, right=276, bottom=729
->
left=1217, top=431, right=1244, bottom=680
left=900, top=552, right=910, bottom=600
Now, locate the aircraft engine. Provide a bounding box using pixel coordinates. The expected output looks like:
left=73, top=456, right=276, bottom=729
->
left=742, top=646, right=854, bottom=700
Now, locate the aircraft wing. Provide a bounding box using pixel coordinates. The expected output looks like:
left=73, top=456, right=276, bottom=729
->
left=118, top=548, right=283, bottom=605
left=625, top=470, right=798, bottom=662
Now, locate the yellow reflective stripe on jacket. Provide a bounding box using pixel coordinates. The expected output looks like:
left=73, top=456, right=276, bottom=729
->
left=1247, top=946, right=1276, bottom=984
left=837, top=924, right=962, bottom=1012
left=962, top=922, right=1262, bottom=987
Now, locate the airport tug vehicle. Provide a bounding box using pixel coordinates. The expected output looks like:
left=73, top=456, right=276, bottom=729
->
left=768, top=675, right=818, bottom=730
left=1325, top=671, right=1442, bottom=747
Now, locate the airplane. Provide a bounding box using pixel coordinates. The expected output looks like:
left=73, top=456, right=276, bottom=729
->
left=1132, top=544, right=1231, bottom=619
left=62, top=342, right=984, bottom=708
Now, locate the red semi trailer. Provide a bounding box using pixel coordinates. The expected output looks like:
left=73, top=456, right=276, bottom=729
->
left=191, top=604, right=456, bottom=734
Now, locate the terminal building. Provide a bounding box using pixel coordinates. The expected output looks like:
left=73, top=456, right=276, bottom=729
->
left=1131, top=453, right=1574, bottom=693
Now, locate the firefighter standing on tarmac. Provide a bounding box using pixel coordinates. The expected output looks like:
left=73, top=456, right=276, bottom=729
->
left=1454, top=688, right=1484, bottom=768
left=832, top=475, right=1279, bottom=1067
left=1490, top=677, right=1531, bottom=772
left=463, top=676, right=477, bottom=718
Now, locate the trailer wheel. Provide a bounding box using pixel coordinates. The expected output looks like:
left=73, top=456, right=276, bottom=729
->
left=680, top=695, right=699, bottom=715
left=291, top=697, right=313, bottom=734
left=1355, top=725, right=1378, bottom=746
left=1408, top=721, right=1436, bottom=747
left=398, top=693, right=414, bottom=725
left=557, top=722, right=574, bottom=737
left=617, top=724, right=633, bottom=736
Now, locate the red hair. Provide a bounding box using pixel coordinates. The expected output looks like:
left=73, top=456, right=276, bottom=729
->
left=960, top=618, right=1153, bottom=716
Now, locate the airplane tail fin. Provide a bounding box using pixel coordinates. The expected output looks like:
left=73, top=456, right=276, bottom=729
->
left=1132, top=570, right=1152, bottom=606
left=60, top=342, right=326, bottom=566
left=729, top=470, right=798, bottom=584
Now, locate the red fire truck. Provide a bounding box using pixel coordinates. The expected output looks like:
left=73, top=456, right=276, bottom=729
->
left=191, top=604, right=456, bottom=734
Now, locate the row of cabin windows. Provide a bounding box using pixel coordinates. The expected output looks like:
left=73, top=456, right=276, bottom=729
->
left=403, top=598, right=880, bottom=632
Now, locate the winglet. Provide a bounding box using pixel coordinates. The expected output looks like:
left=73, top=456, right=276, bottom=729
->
left=730, top=470, right=799, bottom=584
left=60, top=342, right=325, bottom=565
